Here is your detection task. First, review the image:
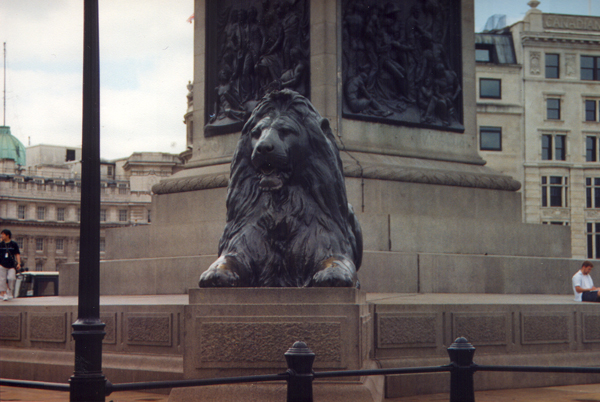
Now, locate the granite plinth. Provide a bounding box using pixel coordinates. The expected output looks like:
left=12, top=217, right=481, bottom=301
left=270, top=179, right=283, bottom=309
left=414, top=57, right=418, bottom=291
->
left=184, top=288, right=373, bottom=376
left=3, top=294, right=600, bottom=400
left=176, top=288, right=378, bottom=401
left=59, top=252, right=585, bottom=296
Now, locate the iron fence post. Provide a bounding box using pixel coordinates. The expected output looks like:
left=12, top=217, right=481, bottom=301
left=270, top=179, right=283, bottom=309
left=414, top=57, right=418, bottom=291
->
left=285, top=341, right=315, bottom=402
left=447, top=337, right=476, bottom=402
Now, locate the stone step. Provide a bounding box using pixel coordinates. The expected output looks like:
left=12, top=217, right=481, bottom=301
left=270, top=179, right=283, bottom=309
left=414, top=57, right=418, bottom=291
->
left=60, top=252, right=587, bottom=296
left=2, top=293, right=600, bottom=399
left=366, top=293, right=600, bottom=398
left=360, top=213, right=571, bottom=258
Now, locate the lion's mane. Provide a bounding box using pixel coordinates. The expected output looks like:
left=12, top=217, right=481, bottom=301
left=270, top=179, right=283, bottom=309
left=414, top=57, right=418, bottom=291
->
left=207, top=90, right=362, bottom=287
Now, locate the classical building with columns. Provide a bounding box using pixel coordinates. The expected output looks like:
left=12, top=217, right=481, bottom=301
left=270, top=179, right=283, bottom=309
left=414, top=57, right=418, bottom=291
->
left=0, top=127, right=181, bottom=271
left=476, top=1, right=600, bottom=259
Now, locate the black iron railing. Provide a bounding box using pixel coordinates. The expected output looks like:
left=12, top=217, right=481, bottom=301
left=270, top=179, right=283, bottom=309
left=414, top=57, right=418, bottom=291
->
left=3, top=337, right=600, bottom=402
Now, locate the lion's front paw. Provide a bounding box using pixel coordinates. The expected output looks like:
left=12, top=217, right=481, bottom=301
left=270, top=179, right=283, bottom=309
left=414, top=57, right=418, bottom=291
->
left=310, top=257, right=357, bottom=288
left=199, top=258, right=241, bottom=287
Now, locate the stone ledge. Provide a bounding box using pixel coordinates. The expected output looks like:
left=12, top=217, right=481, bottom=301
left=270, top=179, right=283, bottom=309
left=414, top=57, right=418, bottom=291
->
left=189, top=287, right=364, bottom=305
left=151, top=155, right=521, bottom=195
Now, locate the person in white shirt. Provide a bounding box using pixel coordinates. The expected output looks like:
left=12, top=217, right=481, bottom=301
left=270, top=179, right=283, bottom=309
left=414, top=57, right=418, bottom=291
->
left=572, top=261, right=600, bottom=302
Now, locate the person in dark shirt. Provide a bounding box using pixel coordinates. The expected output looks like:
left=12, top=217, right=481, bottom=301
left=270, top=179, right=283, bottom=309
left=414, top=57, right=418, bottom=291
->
left=1, top=229, right=21, bottom=301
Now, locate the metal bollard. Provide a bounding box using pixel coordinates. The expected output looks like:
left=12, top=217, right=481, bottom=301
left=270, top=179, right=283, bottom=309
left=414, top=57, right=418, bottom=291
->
left=285, top=341, right=315, bottom=402
left=447, top=337, right=476, bottom=402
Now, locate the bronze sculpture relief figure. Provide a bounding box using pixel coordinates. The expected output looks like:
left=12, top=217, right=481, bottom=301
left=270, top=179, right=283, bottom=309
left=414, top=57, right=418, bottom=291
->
left=205, top=0, right=310, bottom=136
left=199, top=90, right=362, bottom=287
left=342, top=0, right=464, bottom=131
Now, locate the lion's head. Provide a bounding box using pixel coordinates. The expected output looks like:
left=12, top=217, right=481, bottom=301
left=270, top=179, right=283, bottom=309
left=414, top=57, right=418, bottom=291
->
left=227, top=89, right=350, bottom=229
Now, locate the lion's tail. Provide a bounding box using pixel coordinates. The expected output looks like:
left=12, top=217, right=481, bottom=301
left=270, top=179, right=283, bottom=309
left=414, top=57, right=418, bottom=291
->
left=348, top=203, right=363, bottom=271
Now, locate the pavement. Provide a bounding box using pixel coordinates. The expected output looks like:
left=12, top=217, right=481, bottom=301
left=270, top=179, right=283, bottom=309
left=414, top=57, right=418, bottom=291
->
left=0, top=292, right=582, bottom=306
left=388, top=383, right=600, bottom=401
left=4, top=383, right=600, bottom=401
left=0, top=386, right=169, bottom=402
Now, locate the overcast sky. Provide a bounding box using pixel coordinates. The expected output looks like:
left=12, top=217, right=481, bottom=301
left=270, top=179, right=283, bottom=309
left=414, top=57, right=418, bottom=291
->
left=1, top=0, right=193, bottom=160
left=0, top=1, right=598, bottom=160
left=475, top=0, right=600, bottom=32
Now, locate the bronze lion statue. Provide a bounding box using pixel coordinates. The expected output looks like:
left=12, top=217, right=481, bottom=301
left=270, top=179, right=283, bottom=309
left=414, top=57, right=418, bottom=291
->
left=199, top=90, right=362, bottom=287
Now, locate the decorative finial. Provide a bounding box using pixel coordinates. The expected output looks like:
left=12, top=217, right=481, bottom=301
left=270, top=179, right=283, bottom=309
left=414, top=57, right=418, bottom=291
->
left=528, top=0, right=540, bottom=8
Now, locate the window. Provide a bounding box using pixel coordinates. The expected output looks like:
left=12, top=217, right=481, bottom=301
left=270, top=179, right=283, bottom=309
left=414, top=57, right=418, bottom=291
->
left=100, top=238, right=106, bottom=253
left=76, top=238, right=80, bottom=253
left=16, top=237, right=24, bottom=250
left=119, top=210, right=128, bottom=222
left=547, top=98, right=561, bottom=120
left=475, top=43, right=497, bottom=63
left=545, top=54, right=559, bottom=79
left=118, top=184, right=128, bottom=195
left=581, top=56, right=600, bottom=81
left=541, top=134, right=566, bottom=161
left=542, top=176, right=568, bottom=207
left=480, top=127, right=502, bottom=151
left=100, top=209, right=107, bottom=222
left=587, top=136, right=598, bottom=162
left=57, top=207, right=65, bottom=221
left=56, top=184, right=66, bottom=192
left=37, top=206, right=46, bottom=220
left=476, top=48, right=490, bottom=62
left=587, top=178, right=600, bottom=208
left=36, top=238, right=44, bottom=252
left=147, top=209, right=151, bottom=223
left=77, top=208, right=81, bottom=222
left=542, top=221, right=569, bottom=226
left=586, top=100, right=598, bottom=122
left=18, top=182, right=26, bottom=190
left=554, top=135, right=565, bottom=160
left=56, top=238, right=64, bottom=252
left=588, top=223, right=600, bottom=259
left=35, top=261, right=43, bottom=271
left=18, top=205, right=26, bottom=220
left=66, top=149, right=76, bottom=161
left=107, top=166, right=113, bottom=177
left=479, top=78, right=501, bottom=99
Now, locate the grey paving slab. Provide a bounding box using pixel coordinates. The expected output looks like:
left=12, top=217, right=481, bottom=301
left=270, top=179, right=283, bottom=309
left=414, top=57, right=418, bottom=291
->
left=0, top=294, right=188, bottom=306
left=0, top=293, right=583, bottom=308
left=366, top=293, right=580, bottom=305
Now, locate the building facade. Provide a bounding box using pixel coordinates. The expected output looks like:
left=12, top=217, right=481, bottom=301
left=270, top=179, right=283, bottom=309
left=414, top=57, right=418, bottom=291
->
left=477, top=2, right=600, bottom=259
left=0, top=137, right=181, bottom=271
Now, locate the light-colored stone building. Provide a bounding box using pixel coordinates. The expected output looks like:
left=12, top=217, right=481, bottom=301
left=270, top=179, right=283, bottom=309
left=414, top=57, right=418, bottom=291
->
left=476, top=1, right=600, bottom=259
left=0, top=129, right=181, bottom=271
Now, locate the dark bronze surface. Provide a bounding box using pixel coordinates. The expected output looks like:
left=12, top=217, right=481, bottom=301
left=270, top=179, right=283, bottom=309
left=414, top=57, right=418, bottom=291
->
left=199, top=90, right=362, bottom=287
left=205, top=0, right=310, bottom=136
left=342, top=0, right=464, bottom=131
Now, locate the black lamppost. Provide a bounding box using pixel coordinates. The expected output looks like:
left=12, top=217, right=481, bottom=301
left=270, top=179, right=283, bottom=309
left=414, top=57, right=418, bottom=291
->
left=69, top=1, right=106, bottom=400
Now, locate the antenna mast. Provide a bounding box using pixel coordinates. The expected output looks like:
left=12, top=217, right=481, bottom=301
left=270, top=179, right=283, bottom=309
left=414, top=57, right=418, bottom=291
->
left=3, top=42, right=6, bottom=126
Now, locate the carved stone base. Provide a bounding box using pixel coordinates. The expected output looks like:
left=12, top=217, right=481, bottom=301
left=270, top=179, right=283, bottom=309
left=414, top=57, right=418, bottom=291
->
left=173, top=288, right=380, bottom=401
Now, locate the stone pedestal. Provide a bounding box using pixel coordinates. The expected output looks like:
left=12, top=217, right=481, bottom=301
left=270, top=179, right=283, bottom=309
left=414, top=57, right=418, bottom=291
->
left=169, top=288, right=382, bottom=401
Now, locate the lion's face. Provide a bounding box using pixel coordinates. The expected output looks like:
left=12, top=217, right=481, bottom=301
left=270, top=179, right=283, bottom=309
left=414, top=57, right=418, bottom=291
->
left=249, top=114, right=308, bottom=191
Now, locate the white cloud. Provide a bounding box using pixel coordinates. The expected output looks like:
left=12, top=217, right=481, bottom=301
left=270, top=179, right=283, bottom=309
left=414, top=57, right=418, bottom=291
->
left=1, top=0, right=193, bottom=160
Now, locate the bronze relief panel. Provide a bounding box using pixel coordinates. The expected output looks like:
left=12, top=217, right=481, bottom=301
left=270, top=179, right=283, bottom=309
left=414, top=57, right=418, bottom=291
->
left=342, top=0, right=464, bottom=132
left=205, top=0, right=310, bottom=136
